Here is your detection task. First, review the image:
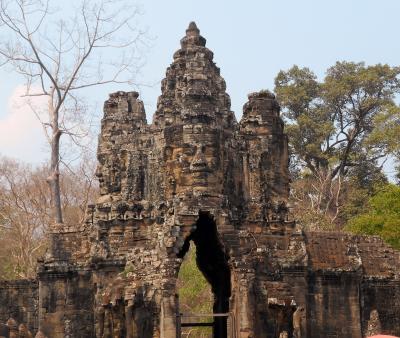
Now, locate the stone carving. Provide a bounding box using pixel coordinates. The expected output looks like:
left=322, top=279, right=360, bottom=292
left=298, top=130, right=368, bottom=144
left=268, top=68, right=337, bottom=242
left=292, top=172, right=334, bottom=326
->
left=34, top=332, right=47, bottom=338
left=366, top=309, right=382, bottom=337
left=0, top=22, right=400, bottom=338
left=292, top=307, right=304, bottom=338
left=18, top=324, right=33, bottom=338
left=6, top=318, right=17, bottom=338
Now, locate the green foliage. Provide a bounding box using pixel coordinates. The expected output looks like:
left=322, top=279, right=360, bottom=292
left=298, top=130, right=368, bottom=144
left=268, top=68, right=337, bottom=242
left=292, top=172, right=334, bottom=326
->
left=275, top=62, right=400, bottom=228
left=275, top=62, right=400, bottom=177
left=177, top=243, right=213, bottom=337
left=346, top=184, right=400, bottom=249
left=340, top=159, right=388, bottom=223
left=121, top=263, right=135, bottom=278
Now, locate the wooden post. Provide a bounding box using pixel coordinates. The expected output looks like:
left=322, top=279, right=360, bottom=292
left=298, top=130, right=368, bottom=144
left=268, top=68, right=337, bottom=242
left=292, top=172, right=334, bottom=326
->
left=175, top=294, right=181, bottom=338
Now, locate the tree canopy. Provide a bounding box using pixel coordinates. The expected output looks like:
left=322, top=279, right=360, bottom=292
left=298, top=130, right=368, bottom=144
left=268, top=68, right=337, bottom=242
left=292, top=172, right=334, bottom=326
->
left=275, top=62, right=400, bottom=226
left=346, top=184, right=400, bottom=249
left=0, top=156, right=97, bottom=279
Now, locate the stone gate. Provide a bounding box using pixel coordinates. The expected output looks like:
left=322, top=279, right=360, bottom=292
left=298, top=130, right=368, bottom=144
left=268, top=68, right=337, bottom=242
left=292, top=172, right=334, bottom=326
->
left=1, top=22, right=400, bottom=338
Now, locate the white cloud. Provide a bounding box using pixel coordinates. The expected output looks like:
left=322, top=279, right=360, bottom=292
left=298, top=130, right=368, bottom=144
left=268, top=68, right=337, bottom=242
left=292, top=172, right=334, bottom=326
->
left=0, top=85, right=48, bottom=163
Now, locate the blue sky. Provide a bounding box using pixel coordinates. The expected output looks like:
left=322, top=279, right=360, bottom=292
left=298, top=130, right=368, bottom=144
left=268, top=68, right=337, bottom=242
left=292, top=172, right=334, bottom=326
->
left=0, top=0, right=399, bottom=173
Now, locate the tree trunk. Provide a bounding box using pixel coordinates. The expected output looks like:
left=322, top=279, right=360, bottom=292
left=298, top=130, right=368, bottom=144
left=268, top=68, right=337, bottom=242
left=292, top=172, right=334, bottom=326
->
left=47, top=105, right=63, bottom=224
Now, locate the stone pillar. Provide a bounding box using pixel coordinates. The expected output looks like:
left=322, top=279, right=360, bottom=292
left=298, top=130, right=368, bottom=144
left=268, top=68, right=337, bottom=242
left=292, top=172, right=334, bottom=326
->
left=160, top=294, right=177, bottom=338
left=125, top=302, right=134, bottom=338
left=232, top=272, right=256, bottom=338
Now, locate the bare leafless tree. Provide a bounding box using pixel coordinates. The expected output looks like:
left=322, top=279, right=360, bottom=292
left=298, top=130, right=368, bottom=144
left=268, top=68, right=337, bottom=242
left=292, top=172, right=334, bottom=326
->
left=0, top=156, right=98, bottom=279
left=0, top=158, right=50, bottom=278
left=0, top=0, right=146, bottom=223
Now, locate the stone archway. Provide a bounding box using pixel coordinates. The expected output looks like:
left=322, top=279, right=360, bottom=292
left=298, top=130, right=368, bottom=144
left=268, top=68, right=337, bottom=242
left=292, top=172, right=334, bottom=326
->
left=177, top=212, right=231, bottom=338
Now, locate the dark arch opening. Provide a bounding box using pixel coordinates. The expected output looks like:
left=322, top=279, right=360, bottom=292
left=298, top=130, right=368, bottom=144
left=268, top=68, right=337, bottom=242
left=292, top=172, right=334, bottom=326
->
left=178, top=211, right=231, bottom=338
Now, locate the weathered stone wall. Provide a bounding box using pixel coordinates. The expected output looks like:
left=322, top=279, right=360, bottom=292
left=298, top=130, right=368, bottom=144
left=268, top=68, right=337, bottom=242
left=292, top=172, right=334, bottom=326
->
left=305, top=272, right=362, bottom=338
left=0, top=279, right=38, bottom=333
left=357, top=236, right=400, bottom=336
left=48, top=226, right=89, bottom=262
left=361, top=280, right=400, bottom=336
left=37, top=270, right=94, bottom=338
left=304, top=230, right=363, bottom=337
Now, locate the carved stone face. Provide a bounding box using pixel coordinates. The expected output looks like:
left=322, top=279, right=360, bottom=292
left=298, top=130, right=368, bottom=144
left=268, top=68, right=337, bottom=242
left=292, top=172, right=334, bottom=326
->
left=182, top=73, right=211, bottom=98
left=96, top=153, right=121, bottom=195
left=165, top=124, right=222, bottom=195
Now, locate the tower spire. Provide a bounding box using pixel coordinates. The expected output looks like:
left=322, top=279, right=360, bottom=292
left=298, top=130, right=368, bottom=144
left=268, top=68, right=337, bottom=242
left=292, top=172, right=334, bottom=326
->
left=180, top=21, right=206, bottom=48
left=186, top=21, right=200, bottom=36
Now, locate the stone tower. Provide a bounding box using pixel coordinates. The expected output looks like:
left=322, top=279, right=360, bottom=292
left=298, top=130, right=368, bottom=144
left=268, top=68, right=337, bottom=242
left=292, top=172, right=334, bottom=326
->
left=84, top=21, right=292, bottom=338
left=1, top=22, right=400, bottom=338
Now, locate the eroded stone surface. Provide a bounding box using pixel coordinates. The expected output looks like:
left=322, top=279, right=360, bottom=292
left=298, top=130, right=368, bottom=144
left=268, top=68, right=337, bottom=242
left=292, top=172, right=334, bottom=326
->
left=1, top=22, right=400, bottom=338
